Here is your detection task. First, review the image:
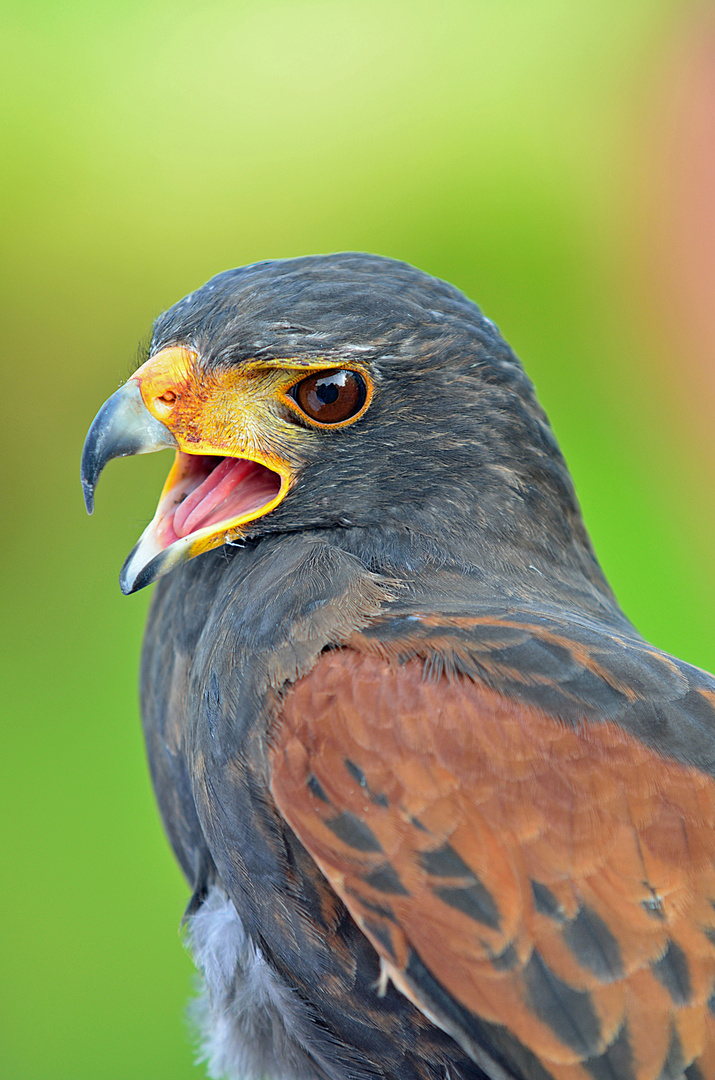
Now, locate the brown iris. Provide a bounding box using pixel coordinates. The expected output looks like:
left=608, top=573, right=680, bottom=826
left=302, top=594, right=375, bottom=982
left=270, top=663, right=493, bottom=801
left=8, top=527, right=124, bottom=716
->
left=290, top=369, right=367, bottom=425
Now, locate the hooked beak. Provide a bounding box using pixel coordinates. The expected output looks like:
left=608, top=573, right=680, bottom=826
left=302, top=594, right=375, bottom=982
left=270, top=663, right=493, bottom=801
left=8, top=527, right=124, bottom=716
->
left=81, top=380, right=181, bottom=593
left=81, top=351, right=290, bottom=594
left=81, top=380, right=178, bottom=515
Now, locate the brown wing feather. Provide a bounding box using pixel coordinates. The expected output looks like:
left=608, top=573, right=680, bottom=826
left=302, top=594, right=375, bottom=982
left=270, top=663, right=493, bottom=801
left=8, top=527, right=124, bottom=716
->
left=270, top=648, right=715, bottom=1080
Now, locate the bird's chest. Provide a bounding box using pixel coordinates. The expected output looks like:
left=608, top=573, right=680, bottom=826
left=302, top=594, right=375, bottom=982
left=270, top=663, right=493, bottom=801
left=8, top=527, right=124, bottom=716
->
left=139, top=538, right=394, bottom=961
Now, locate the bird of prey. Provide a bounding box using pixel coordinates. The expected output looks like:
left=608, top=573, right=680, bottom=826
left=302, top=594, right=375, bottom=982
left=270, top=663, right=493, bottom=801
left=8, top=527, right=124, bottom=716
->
left=81, top=254, right=715, bottom=1080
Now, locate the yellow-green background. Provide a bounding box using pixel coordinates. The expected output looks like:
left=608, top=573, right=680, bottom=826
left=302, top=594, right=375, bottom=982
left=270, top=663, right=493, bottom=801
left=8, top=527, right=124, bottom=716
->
left=2, top=1, right=714, bottom=1077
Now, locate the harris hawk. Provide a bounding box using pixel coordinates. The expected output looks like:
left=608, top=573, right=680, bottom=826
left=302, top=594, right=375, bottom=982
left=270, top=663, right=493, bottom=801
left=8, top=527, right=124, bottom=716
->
left=81, top=253, right=715, bottom=1080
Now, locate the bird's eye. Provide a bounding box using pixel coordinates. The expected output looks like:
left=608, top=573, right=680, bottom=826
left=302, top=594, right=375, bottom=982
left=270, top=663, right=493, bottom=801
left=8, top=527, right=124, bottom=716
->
left=290, top=369, right=368, bottom=425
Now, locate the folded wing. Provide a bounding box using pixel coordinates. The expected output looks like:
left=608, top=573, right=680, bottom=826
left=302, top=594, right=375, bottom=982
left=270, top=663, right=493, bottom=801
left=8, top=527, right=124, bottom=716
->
left=270, top=616, right=715, bottom=1080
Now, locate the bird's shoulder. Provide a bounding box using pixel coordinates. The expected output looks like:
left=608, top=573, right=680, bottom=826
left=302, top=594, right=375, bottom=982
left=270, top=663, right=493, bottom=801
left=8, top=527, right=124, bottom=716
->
left=339, top=600, right=715, bottom=767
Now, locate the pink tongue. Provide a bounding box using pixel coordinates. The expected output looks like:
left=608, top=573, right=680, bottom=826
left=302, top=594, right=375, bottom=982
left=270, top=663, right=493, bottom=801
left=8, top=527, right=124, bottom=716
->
left=173, top=457, right=259, bottom=538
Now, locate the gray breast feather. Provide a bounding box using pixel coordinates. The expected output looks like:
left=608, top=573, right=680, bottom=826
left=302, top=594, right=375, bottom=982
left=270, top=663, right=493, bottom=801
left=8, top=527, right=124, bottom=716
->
left=186, top=885, right=333, bottom=1080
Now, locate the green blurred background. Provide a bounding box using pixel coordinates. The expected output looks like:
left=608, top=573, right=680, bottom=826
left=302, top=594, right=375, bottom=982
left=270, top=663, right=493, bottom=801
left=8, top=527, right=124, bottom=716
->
left=2, top=1, right=714, bottom=1076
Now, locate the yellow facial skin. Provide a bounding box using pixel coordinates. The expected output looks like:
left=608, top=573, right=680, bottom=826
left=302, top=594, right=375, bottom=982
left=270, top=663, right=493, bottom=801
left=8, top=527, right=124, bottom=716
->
left=114, top=346, right=374, bottom=591
left=131, top=347, right=294, bottom=565
left=132, top=345, right=372, bottom=461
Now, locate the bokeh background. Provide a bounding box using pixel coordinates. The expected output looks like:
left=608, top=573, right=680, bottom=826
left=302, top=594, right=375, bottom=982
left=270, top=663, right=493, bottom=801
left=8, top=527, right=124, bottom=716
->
left=2, top=1, right=715, bottom=1077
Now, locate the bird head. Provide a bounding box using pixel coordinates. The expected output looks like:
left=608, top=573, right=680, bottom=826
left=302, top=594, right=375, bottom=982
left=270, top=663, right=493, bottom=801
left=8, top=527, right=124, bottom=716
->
left=82, top=253, right=602, bottom=597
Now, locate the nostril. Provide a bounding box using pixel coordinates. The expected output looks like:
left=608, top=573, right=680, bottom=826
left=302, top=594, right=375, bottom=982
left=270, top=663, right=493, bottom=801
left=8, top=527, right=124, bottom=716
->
left=152, top=389, right=179, bottom=418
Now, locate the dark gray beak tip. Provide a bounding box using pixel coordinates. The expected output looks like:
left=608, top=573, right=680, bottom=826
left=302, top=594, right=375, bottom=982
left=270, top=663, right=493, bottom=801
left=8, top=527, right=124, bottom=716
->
left=82, top=479, right=96, bottom=516
left=119, top=543, right=181, bottom=595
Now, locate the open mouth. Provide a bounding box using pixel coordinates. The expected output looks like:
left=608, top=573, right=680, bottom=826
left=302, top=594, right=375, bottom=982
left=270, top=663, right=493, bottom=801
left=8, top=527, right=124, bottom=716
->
left=155, top=452, right=283, bottom=548
left=80, top=373, right=293, bottom=594
left=119, top=450, right=286, bottom=594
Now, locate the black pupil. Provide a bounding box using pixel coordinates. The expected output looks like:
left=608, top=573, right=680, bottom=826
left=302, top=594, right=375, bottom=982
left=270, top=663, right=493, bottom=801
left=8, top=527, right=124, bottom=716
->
left=317, top=379, right=340, bottom=405
left=293, top=368, right=366, bottom=424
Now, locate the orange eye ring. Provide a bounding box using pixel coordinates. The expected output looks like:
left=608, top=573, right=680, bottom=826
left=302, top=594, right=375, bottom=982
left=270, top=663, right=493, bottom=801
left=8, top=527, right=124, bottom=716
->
left=287, top=368, right=370, bottom=427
